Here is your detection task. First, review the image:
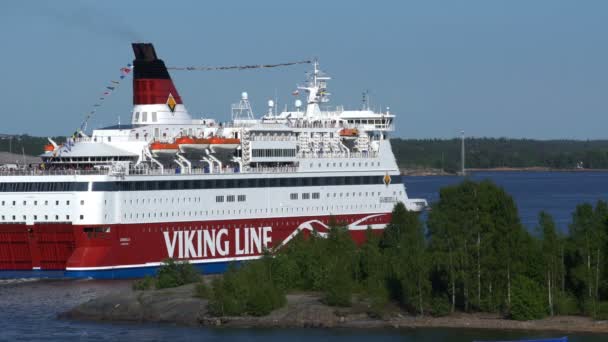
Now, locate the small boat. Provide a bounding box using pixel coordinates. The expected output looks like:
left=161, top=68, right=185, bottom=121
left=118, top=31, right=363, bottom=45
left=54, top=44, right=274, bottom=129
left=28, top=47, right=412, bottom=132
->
left=208, top=136, right=240, bottom=150
left=43, top=144, right=55, bottom=152
left=339, top=128, right=358, bottom=137
left=149, top=141, right=179, bottom=156
left=175, top=136, right=210, bottom=153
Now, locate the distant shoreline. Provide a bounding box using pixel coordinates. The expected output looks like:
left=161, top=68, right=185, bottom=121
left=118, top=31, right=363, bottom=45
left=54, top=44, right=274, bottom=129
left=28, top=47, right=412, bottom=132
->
left=401, top=167, right=608, bottom=176
left=62, top=283, right=608, bottom=334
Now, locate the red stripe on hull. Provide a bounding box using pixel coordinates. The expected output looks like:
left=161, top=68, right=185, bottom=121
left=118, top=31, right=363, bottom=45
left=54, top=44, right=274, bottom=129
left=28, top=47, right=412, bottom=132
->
left=0, top=223, right=75, bottom=270
left=66, top=212, right=391, bottom=270
left=1, top=213, right=391, bottom=272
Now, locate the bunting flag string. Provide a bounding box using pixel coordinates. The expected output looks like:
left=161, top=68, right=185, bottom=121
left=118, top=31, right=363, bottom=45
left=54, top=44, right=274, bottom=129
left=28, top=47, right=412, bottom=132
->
left=167, top=59, right=311, bottom=71
left=78, top=63, right=133, bottom=133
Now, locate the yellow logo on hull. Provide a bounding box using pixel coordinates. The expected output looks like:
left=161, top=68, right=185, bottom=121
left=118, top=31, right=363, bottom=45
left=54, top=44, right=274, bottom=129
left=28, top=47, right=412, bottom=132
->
left=384, top=173, right=391, bottom=186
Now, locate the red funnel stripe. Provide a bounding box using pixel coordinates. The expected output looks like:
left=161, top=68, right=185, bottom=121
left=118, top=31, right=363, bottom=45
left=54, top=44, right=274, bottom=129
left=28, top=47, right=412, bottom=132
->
left=131, top=43, right=183, bottom=106
left=133, top=79, right=182, bottom=105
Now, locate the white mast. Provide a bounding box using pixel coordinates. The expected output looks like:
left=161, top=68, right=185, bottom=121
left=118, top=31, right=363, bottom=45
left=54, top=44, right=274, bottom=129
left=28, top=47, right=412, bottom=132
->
left=298, top=59, right=331, bottom=119
left=460, top=130, right=466, bottom=176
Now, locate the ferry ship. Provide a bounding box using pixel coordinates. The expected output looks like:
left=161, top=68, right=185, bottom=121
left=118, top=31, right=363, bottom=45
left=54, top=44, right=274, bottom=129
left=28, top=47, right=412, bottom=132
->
left=0, top=43, right=427, bottom=278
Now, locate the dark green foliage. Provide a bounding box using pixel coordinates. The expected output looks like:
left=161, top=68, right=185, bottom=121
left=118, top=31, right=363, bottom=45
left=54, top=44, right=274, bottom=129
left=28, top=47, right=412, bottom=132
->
left=208, top=260, right=286, bottom=316
left=510, top=275, right=547, bottom=321
left=194, top=282, right=210, bottom=299
left=322, top=220, right=356, bottom=306
left=132, top=276, right=154, bottom=291
left=156, top=258, right=200, bottom=289
left=593, top=302, right=608, bottom=320
left=391, top=138, right=608, bottom=170
left=0, top=135, right=66, bottom=156
left=180, top=181, right=608, bottom=322
left=427, top=180, right=535, bottom=315
left=382, top=203, right=429, bottom=314
left=554, top=293, right=580, bottom=316
left=324, top=261, right=353, bottom=306
left=429, top=295, right=451, bottom=317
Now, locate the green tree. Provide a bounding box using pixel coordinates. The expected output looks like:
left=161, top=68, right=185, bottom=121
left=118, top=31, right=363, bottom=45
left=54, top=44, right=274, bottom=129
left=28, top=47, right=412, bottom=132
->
left=322, top=218, right=356, bottom=306
left=568, top=201, right=607, bottom=315
left=537, top=211, right=560, bottom=316
left=383, top=202, right=429, bottom=315
left=510, top=274, right=547, bottom=321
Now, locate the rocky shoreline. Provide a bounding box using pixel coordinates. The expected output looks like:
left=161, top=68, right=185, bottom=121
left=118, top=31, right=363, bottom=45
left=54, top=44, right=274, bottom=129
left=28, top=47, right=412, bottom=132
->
left=60, top=283, right=608, bottom=334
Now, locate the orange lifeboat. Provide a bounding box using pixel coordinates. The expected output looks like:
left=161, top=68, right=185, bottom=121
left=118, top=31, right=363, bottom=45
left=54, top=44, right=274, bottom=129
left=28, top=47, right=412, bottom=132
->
left=43, top=144, right=55, bottom=152
left=149, top=141, right=179, bottom=156
left=208, top=136, right=240, bottom=150
left=339, top=128, right=358, bottom=137
left=175, top=136, right=210, bottom=152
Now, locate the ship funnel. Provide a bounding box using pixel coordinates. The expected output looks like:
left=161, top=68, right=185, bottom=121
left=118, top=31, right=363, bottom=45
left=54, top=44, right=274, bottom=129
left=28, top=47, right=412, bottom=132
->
left=131, top=43, right=191, bottom=125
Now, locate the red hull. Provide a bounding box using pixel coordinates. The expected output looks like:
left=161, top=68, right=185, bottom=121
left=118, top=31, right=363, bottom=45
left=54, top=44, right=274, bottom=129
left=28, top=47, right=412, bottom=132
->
left=1, top=212, right=391, bottom=278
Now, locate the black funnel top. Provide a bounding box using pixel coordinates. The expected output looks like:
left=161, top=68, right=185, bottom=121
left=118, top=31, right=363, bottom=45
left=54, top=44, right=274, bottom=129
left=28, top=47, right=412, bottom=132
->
left=131, top=43, right=170, bottom=79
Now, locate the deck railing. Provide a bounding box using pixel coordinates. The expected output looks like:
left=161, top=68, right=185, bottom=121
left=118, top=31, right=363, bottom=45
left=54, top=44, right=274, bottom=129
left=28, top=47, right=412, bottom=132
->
left=0, top=165, right=301, bottom=177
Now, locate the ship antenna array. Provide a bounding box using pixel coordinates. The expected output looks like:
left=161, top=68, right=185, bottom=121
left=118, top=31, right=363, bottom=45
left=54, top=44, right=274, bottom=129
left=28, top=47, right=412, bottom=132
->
left=167, top=59, right=312, bottom=71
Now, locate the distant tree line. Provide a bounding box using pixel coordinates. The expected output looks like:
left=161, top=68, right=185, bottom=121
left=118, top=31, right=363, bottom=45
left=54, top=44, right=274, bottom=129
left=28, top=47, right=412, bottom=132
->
left=0, top=135, right=65, bottom=157
left=392, top=138, right=608, bottom=171
left=199, top=180, right=608, bottom=320
left=3, top=135, right=608, bottom=170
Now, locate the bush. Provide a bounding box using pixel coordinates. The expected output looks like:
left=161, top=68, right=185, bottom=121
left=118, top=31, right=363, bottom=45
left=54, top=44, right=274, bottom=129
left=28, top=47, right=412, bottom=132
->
left=430, top=295, right=451, bottom=317
left=156, top=258, right=201, bottom=289
left=582, top=300, right=608, bottom=320
left=208, top=261, right=286, bottom=317
left=510, top=275, right=547, bottom=321
left=323, top=261, right=353, bottom=307
left=366, top=277, right=389, bottom=317
left=194, top=282, right=210, bottom=299
left=595, top=302, right=608, bottom=320
left=555, top=292, right=580, bottom=316
left=132, top=276, right=154, bottom=291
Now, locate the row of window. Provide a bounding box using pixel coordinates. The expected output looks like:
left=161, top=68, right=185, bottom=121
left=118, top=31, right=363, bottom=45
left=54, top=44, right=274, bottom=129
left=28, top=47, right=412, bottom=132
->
left=92, top=175, right=398, bottom=192
left=309, top=161, right=381, bottom=168
left=252, top=148, right=296, bottom=158
left=133, top=111, right=158, bottom=123
left=0, top=175, right=400, bottom=193
left=290, top=192, right=321, bottom=200
left=0, top=214, right=84, bottom=222
left=215, top=194, right=247, bottom=203
left=0, top=182, right=88, bottom=193
left=121, top=203, right=388, bottom=221
left=1, top=200, right=84, bottom=206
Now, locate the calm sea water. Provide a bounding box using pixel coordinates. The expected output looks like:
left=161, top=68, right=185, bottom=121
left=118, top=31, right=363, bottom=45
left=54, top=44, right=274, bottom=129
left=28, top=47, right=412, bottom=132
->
left=406, top=171, right=608, bottom=232
left=1, top=172, right=607, bottom=341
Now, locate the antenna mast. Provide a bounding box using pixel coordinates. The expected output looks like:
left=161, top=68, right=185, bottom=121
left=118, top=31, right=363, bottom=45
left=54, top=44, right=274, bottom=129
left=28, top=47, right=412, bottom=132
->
left=460, top=130, right=466, bottom=176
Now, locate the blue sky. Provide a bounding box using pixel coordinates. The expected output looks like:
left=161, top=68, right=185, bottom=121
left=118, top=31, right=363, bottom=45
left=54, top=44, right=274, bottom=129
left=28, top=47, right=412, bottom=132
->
left=1, top=0, right=607, bottom=139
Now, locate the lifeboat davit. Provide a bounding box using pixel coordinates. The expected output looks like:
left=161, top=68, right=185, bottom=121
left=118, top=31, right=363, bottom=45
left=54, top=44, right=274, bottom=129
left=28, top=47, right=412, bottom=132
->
left=175, top=136, right=210, bottom=153
left=43, top=144, right=55, bottom=152
left=208, top=136, right=240, bottom=150
left=340, top=128, right=359, bottom=137
left=149, top=141, right=179, bottom=156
